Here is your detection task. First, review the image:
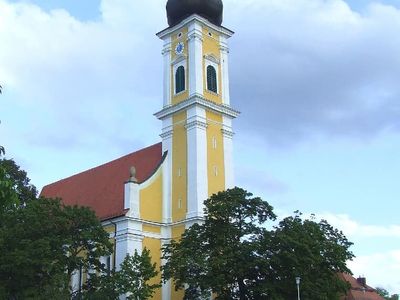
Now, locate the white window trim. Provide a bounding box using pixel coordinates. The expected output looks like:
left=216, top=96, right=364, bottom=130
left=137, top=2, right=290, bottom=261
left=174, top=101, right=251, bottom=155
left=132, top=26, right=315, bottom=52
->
left=204, top=54, right=220, bottom=94
left=172, top=56, right=187, bottom=95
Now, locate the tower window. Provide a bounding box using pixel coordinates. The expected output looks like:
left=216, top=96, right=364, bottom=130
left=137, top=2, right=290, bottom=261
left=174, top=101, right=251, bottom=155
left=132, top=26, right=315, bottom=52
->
left=175, top=65, right=185, bottom=94
left=207, top=65, right=217, bottom=93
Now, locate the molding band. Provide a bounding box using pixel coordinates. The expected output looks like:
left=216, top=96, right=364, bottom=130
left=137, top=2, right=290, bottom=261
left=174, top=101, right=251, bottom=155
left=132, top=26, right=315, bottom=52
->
left=154, top=95, right=240, bottom=120
left=185, top=120, right=208, bottom=130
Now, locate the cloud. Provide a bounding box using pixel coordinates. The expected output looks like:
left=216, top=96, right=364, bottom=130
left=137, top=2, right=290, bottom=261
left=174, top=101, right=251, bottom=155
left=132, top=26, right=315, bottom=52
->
left=225, top=0, right=400, bottom=146
left=348, top=250, right=400, bottom=293
left=0, top=0, right=165, bottom=153
left=319, top=212, right=400, bottom=238
left=294, top=212, right=400, bottom=293
left=2, top=0, right=400, bottom=154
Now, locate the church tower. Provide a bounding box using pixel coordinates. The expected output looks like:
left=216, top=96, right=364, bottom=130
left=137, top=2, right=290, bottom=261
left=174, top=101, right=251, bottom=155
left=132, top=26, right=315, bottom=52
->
left=41, top=1, right=239, bottom=300
left=155, top=0, right=239, bottom=229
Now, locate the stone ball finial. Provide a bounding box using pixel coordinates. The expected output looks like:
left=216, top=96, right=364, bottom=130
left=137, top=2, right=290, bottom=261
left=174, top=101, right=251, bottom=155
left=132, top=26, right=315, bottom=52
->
left=129, top=166, right=138, bottom=183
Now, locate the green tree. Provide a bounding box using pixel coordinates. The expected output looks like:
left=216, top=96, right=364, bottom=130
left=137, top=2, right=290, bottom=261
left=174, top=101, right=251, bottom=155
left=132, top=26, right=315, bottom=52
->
left=162, top=187, right=276, bottom=300
left=0, top=147, right=17, bottom=212
left=257, top=213, right=353, bottom=299
left=377, top=288, right=399, bottom=300
left=0, top=198, right=112, bottom=299
left=85, top=248, right=161, bottom=300
left=162, top=187, right=353, bottom=300
left=0, top=158, right=38, bottom=204
left=0, top=162, right=19, bottom=215
left=377, top=287, right=390, bottom=298
left=0, top=156, right=112, bottom=299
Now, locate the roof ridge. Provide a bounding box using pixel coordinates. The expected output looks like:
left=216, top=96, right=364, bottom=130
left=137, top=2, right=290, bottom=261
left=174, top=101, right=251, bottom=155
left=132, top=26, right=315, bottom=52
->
left=41, top=142, right=162, bottom=190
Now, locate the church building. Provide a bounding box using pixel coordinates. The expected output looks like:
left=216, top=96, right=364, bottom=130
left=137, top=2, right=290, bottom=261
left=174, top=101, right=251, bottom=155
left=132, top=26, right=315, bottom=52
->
left=41, top=0, right=239, bottom=299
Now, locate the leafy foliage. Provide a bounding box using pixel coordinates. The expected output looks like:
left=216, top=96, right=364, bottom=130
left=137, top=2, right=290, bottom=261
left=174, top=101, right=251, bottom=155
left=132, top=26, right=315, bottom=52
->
left=163, top=187, right=277, bottom=300
left=0, top=148, right=18, bottom=213
left=0, top=165, right=19, bottom=214
left=0, top=158, right=38, bottom=204
left=0, top=155, right=113, bottom=298
left=377, top=287, right=399, bottom=300
left=257, top=213, right=353, bottom=299
left=85, top=248, right=161, bottom=300
left=0, top=198, right=112, bottom=299
left=162, top=187, right=354, bottom=300
left=0, top=151, right=162, bottom=299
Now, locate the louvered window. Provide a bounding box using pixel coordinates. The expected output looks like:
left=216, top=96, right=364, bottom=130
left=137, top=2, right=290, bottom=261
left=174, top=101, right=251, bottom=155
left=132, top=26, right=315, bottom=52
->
left=175, top=66, right=185, bottom=94
left=207, top=65, right=217, bottom=93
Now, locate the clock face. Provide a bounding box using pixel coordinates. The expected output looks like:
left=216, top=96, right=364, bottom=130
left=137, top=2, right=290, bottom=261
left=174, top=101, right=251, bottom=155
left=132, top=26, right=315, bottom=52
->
left=175, top=42, right=184, bottom=55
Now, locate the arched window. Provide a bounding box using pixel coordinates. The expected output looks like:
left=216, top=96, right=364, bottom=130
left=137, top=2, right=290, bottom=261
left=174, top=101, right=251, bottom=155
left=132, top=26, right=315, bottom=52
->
left=207, top=65, right=217, bottom=93
left=175, top=66, right=185, bottom=94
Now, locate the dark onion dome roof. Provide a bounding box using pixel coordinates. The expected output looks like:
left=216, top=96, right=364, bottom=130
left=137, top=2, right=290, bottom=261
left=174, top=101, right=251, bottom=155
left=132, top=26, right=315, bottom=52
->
left=166, top=0, right=223, bottom=27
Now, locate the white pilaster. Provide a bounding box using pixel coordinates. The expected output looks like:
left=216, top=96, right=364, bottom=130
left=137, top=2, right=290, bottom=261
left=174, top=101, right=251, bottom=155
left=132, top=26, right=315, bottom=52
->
left=162, top=37, right=172, bottom=106
left=161, top=226, right=172, bottom=300
left=124, top=181, right=140, bottom=218
left=220, top=35, right=231, bottom=105
left=222, top=115, right=235, bottom=189
left=188, top=21, right=204, bottom=97
left=115, top=219, right=143, bottom=271
left=161, top=117, right=173, bottom=224
left=186, top=105, right=208, bottom=219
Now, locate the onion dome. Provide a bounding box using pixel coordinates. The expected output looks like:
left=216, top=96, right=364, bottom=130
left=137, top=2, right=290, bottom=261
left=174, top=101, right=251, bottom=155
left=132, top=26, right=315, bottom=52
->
left=166, top=0, right=223, bottom=27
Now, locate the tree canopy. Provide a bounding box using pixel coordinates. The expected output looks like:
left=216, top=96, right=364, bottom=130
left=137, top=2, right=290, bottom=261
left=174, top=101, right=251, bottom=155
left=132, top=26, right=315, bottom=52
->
left=0, top=158, right=38, bottom=204
left=0, top=149, right=161, bottom=299
left=85, top=248, right=161, bottom=300
left=377, top=288, right=399, bottom=300
left=162, top=187, right=354, bottom=300
left=0, top=197, right=113, bottom=299
left=257, top=213, right=353, bottom=299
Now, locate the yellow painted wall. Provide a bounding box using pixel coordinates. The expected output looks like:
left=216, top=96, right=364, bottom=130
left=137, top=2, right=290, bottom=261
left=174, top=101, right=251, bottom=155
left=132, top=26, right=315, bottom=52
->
left=143, top=224, right=161, bottom=234
left=171, top=27, right=189, bottom=105
left=206, top=111, right=225, bottom=196
left=202, top=27, right=222, bottom=104
left=140, top=170, right=163, bottom=223
left=143, top=237, right=162, bottom=300
left=171, top=224, right=185, bottom=240
left=103, top=224, right=115, bottom=234
left=172, top=111, right=187, bottom=222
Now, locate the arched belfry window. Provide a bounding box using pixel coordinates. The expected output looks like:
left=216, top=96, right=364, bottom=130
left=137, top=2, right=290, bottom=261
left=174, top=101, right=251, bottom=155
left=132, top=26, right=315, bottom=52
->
left=207, top=65, right=218, bottom=93
left=175, top=66, right=185, bottom=94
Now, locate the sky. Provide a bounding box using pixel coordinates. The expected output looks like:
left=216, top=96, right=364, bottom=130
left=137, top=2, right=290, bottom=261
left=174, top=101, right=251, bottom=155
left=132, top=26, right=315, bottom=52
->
left=0, top=0, right=399, bottom=294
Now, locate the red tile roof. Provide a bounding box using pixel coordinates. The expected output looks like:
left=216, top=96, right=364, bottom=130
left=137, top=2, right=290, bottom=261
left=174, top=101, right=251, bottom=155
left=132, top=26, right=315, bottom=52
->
left=41, top=143, right=163, bottom=221
left=339, top=273, right=385, bottom=300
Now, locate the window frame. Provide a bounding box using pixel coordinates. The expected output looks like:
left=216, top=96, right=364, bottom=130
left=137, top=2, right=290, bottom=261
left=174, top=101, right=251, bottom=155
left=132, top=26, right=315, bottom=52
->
left=204, top=55, right=220, bottom=95
left=206, top=65, right=218, bottom=94
left=172, top=56, right=187, bottom=96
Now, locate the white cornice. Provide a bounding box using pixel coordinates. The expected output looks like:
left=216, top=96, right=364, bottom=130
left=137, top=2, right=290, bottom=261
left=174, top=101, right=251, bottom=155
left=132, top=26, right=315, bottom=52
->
left=204, top=54, right=220, bottom=64
left=157, top=14, right=234, bottom=40
left=171, top=54, right=187, bottom=65
left=185, top=120, right=208, bottom=130
left=154, top=94, right=240, bottom=120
